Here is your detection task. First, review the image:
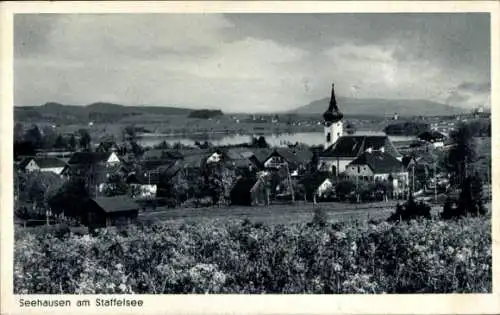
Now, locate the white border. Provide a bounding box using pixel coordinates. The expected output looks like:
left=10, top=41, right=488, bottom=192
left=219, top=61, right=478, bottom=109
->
left=1, top=1, right=499, bottom=314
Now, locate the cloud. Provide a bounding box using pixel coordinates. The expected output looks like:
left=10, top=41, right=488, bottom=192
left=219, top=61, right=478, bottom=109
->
left=14, top=13, right=491, bottom=112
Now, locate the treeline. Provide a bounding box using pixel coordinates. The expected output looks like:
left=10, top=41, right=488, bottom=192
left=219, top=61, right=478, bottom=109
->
left=384, top=121, right=430, bottom=136
left=14, top=124, right=92, bottom=158
left=188, top=109, right=224, bottom=119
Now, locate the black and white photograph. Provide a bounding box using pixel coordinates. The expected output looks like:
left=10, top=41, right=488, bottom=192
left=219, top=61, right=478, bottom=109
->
left=3, top=1, right=497, bottom=308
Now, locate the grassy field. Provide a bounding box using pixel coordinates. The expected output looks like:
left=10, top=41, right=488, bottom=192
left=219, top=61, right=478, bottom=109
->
left=138, top=201, right=449, bottom=226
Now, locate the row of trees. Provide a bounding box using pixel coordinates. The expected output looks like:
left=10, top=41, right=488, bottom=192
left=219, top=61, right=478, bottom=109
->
left=14, top=124, right=93, bottom=157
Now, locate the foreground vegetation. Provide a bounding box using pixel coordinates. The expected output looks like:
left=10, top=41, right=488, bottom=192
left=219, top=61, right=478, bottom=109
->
left=14, top=215, right=491, bottom=294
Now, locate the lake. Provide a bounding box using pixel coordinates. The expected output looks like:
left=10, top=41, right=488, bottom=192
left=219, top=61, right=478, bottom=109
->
left=137, top=131, right=416, bottom=148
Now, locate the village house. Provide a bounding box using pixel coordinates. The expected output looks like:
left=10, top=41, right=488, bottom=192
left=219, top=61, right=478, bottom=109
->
left=344, top=150, right=409, bottom=192
left=262, top=148, right=313, bottom=176
left=84, top=195, right=139, bottom=228
left=19, top=157, right=67, bottom=175
left=62, top=152, right=127, bottom=190
left=318, top=84, right=402, bottom=175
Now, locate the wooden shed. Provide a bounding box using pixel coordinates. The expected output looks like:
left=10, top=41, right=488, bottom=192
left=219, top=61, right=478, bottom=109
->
left=85, top=195, right=139, bottom=228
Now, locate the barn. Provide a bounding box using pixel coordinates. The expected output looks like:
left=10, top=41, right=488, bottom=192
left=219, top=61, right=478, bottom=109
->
left=85, top=195, right=139, bottom=228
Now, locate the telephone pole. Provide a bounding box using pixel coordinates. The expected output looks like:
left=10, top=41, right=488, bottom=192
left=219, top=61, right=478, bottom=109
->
left=434, top=162, right=437, bottom=202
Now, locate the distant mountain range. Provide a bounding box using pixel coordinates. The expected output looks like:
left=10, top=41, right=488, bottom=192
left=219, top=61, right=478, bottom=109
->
left=15, top=102, right=194, bottom=124
left=291, top=96, right=465, bottom=117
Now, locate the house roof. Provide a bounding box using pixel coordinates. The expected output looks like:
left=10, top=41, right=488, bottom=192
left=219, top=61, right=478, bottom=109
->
left=68, top=152, right=115, bottom=165
left=91, top=196, right=138, bottom=213
left=20, top=157, right=67, bottom=170
left=349, top=151, right=405, bottom=174
left=272, top=148, right=313, bottom=165
left=250, top=148, right=274, bottom=164
left=321, top=135, right=402, bottom=158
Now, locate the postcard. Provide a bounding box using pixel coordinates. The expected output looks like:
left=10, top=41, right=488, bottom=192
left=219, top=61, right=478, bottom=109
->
left=1, top=1, right=499, bottom=314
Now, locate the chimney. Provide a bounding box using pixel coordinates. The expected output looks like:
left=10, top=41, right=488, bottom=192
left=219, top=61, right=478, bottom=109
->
left=366, top=147, right=373, bottom=154
left=380, top=147, right=385, bottom=153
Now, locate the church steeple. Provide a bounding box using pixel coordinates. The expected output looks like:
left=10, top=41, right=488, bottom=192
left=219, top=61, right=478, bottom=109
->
left=323, top=83, right=344, bottom=150
left=323, top=83, right=343, bottom=124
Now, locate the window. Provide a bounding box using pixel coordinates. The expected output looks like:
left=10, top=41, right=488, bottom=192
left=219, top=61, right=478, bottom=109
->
left=326, top=132, right=331, bottom=143
left=357, top=166, right=360, bottom=173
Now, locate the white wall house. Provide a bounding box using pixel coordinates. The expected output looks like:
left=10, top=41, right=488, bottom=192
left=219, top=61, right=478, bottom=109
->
left=344, top=151, right=409, bottom=187
left=20, top=157, right=67, bottom=175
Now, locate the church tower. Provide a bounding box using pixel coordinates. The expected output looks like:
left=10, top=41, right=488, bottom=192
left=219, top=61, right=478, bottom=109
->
left=323, top=83, right=343, bottom=149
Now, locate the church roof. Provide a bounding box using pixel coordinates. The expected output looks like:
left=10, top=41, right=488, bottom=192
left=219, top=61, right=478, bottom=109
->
left=323, top=83, right=343, bottom=123
left=320, top=135, right=402, bottom=159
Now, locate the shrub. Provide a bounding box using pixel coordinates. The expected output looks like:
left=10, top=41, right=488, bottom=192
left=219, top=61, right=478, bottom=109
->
left=388, top=195, right=431, bottom=222
left=310, top=207, right=328, bottom=227
left=14, top=216, right=491, bottom=294
left=441, top=174, right=487, bottom=219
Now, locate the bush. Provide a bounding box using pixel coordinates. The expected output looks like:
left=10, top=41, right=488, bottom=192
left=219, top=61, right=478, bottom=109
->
left=388, top=195, right=431, bottom=222
left=441, top=174, right=487, bottom=219
left=14, top=216, right=491, bottom=294
left=310, top=207, right=328, bottom=227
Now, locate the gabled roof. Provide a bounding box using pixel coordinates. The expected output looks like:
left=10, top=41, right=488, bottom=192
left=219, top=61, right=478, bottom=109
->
left=19, top=157, right=67, bottom=170
left=91, top=196, right=138, bottom=213
left=68, top=152, right=116, bottom=165
left=18, top=157, right=34, bottom=169
left=272, top=148, right=313, bottom=165
left=250, top=148, right=274, bottom=164
left=349, top=151, right=405, bottom=174
left=35, top=157, right=67, bottom=169
left=321, top=135, right=402, bottom=158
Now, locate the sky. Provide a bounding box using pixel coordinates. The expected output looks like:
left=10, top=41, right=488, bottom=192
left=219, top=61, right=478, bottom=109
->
left=14, top=13, right=491, bottom=113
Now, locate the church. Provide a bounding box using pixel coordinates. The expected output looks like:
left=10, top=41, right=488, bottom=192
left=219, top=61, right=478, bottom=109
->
left=318, top=83, right=404, bottom=177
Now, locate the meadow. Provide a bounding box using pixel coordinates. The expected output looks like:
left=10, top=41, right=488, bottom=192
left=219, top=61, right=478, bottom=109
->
left=14, top=214, right=491, bottom=294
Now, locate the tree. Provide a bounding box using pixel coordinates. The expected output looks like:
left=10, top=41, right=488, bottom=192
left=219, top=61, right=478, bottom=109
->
left=335, top=180, right=356, bottom=201
left=48, top=178, right=89, bottom=221
left=24, top=125, right=43, bottom=149
left=130, top=141, right=144, bottom=158
left=53, top=134, right=67, bottom=149
left=68, top=134, right=77, bottom=151
left=124, top=126, right=137, bottom=141
left=103, top=173, right=128, bottom=197
left=41, top=126, right=57, bottom=149
left=456, top=173, right=486, bottom=217
left=14, top=123, right=24, bottom=142
left=256, top=136, right=269, bottom=148
left=79, top=130, right=92, bottom=151
left=445, top=123, right=477, bottom=186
